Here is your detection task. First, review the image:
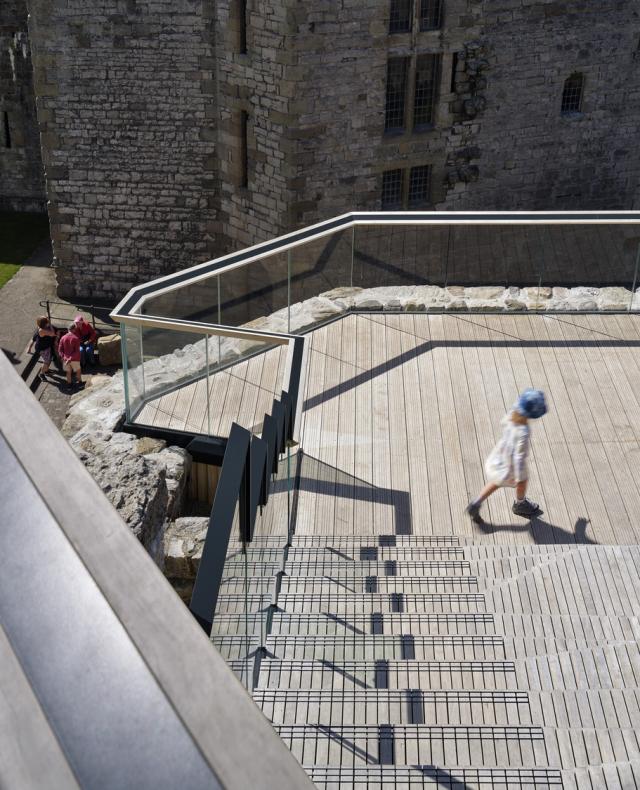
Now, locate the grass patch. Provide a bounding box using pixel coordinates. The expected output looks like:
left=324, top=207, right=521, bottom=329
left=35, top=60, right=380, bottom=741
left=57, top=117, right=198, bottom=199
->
left=0, top=211, right=50, bottom=289
left=0, top=263, right=21, bottom=289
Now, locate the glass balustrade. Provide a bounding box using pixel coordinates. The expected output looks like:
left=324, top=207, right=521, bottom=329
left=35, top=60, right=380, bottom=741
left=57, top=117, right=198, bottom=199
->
left=120, top=319, right=290, bottom=437
left=117, top=214, right=640, bottom=437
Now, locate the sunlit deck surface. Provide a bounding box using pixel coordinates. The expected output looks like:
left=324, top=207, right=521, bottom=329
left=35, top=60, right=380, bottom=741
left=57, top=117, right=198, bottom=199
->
left=135, top=344, right=289, bottom=436
left=139, top=312, right=640, bottom=546
left=297, top=313, right=640, bottom=545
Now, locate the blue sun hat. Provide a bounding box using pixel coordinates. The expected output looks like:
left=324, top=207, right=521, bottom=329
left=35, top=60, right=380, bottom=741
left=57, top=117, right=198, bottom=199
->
left=515, top=388, right=547, bottom=419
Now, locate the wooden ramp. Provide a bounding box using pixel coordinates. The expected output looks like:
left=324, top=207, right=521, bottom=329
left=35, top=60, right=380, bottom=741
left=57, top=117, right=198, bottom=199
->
left=297, top=313, right=640, bottom=545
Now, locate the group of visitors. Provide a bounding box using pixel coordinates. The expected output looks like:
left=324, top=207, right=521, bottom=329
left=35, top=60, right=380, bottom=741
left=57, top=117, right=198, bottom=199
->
left=27, top=313, right=99, bottom=390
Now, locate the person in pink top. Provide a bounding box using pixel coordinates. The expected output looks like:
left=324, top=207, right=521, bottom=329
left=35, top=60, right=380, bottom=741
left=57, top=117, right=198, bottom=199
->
left=58, top=323, right=84, bottom=389
left=74, top=314, right=98, bottom=367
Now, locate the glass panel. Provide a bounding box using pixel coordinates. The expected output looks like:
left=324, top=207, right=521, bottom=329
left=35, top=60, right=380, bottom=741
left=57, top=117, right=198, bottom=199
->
left=348, top=223, right=639, bottom=311
left=353, top=224, right=448, bottom=292
left=211, top=497, right=256, bottom=689
left=135, top=325, right=210, bottom=434
left=413, top=54, right=439, bottom=129
left=419, top=0, right=442, bottom=30
left=209, top=400, right=294, bottom=691
left=389, top=0, right=411, bottom=33
left=211, top=337, right=287, bottom=438
left=385, top=56, right=409, bottom=132
left=121, top=322, right=145, bottom=421
left=131, top=323, right=287, bottom=438
left=141, top=275, right=220, bottom=323
left=407, top=165, right=431, bottom=208
left=219, top=251, right=289, bottom=329
left=381, top=169, right=403, bottom=210
left=287, top=229, right=353, bottom=332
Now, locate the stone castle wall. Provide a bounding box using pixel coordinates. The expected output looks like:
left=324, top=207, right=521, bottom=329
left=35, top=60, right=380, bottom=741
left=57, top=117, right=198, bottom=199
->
left=445, top=0, right=640, bottom=211
left=213, top=0, right=296, bottom=251
left=23, top=0, right=640, bottom=300
left=288, top=0, right=482, bottom=226
left=0, top=0, right=45, bottom=213
left=291, top=0, right=640, bottom=220
left=26, top=0, right=222, bottom=300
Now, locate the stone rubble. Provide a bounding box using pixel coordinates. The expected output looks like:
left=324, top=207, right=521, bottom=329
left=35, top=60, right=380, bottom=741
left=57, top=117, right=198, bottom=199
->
left=62, top=373, right=191, bottom=564
left=163, top=516, right=208, bottom=602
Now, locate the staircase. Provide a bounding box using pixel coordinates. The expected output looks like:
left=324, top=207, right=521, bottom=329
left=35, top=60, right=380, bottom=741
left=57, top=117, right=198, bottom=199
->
left=213, top=534, right=640, bottom=788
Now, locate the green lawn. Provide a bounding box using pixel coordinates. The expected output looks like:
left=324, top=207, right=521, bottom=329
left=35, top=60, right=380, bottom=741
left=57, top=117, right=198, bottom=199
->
left=0, top=211, right=50, bottom=289
left=0, top=263, right=21, bottom=289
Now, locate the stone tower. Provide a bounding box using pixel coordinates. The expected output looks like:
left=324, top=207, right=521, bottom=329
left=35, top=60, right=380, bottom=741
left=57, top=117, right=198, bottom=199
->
left=0, top=0, right=45, bottom=212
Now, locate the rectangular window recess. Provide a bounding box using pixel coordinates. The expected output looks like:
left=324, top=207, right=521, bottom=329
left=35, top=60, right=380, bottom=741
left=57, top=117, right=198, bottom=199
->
left=240, top=0, right=247, bottom=54
left=381, top=168, right=404, bottom=209
left=408, top=164, right=431, bottom=208
left=420, top=0, right=443, bottom=31
left=389, top=0, right=412, bottom=33
left=413, top=53, right=440, bottom=129
left=385, top=56, right=410, bottom=132
left=450, top=51, right=459, bottom=93
left=240, top=111, right=248, bottom=188
left=3, top=111, right=11, bottom=149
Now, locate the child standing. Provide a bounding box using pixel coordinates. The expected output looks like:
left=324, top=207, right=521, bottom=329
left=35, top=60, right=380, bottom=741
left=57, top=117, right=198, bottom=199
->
left=58, top=323, right=83, bottom=390
left=467, top=388, right=547, bottom=523
left=27, top=316, right=58, bottom=381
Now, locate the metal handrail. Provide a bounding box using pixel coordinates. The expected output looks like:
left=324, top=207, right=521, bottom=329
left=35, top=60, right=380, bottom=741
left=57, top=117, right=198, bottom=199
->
left=115, top=313, right=294, bottom=345
left=39, top=298, right=115, bottom=332
left=111, top=210, right=640, bottom=320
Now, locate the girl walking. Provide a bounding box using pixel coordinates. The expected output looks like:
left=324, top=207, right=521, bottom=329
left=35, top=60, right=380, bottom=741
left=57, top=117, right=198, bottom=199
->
left=467, top=388, right=547, bottom=523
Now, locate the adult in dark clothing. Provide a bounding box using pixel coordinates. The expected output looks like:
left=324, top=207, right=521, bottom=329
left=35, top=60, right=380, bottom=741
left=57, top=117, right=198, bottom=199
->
left=26, top=316, right=58, bottom=381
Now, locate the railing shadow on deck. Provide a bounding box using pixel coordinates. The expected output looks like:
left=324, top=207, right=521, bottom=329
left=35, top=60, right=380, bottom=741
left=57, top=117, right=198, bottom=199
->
left=304, top=314, right=640, bottom=412
left=274, top=451, right=413, bottom=535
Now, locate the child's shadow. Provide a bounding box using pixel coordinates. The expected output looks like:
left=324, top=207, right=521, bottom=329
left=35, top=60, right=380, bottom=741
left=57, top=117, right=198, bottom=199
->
left=475, top=515, right=596, bottom=545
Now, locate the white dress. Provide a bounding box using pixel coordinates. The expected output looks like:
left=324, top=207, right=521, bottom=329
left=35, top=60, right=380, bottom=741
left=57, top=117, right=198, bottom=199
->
left=484, top=415, right=530, bottom=488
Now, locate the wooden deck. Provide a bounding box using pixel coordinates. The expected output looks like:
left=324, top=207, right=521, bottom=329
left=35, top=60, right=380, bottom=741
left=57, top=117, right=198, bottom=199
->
left=135, top=344, right=289, bottom=437
left=296, top=313, right=640, bottom=545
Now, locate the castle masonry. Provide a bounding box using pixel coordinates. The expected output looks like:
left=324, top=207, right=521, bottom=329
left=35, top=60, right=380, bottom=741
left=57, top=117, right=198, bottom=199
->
left=0, top=0, right=45, bottom=213
left=18, top=0, right=640, bottom=299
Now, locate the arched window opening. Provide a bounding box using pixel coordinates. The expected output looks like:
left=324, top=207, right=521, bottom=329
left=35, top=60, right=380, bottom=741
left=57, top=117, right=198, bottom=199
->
left=561, top=73, right=584, bottom=114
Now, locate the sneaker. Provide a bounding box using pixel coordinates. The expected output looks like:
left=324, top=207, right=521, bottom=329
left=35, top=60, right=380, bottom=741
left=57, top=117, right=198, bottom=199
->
left=512, top=497, right=540, bottom=517
left=38, top=373, right=47, bottom=382
left=466, top=501, right=483, bottom=524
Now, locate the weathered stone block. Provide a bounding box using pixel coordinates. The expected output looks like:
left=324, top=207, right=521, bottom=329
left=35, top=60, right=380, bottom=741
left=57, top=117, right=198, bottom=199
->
left=97, top=333, right=122, bottom=366
left=522, top=287, right=551, bottom=300
left=445, top=299, right=468, bottom=311
left=464, top=286, right=505, bottom=300
left=164, top=517, right=207, bottom=581
left=597, top=287, right=633, bottom=311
